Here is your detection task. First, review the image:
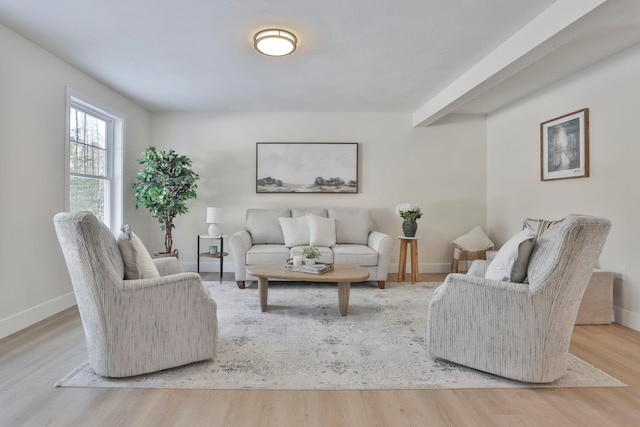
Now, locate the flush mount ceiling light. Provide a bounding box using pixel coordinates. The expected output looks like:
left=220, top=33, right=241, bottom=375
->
left=254, top=29, right=297, bottom=57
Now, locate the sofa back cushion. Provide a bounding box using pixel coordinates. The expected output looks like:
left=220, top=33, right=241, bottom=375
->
left=328, top=208, right=372, bottom=245
left=246, top=208, right=291, bottom=244
left=292, top=207, right=328, bottom=218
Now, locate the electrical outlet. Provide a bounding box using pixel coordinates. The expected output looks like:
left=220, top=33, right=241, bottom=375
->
left=616, top=265, right=627, bottom=281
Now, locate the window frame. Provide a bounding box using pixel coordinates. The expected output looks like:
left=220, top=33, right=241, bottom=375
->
left=65, top=88, right=124, bottom=232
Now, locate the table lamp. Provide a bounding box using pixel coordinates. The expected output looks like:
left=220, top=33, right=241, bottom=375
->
left=206, top=207, right=223, bottom=236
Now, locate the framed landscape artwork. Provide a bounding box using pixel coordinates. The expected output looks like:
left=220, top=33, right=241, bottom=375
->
left=256, top=143, right=358, bottom=193
left=540, top=108, right=589, bottom=181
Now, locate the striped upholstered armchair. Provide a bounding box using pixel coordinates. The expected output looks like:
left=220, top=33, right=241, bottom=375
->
left=427, top=214, right=611, bottom=383
left=54, top=211, right=217, bottom=377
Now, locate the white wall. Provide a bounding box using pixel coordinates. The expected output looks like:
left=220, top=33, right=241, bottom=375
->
left=486, top=43, right=640, bottom=330
left=149, top=112, right=487, bottom=274
left=0, top=24, right=151, bottom=339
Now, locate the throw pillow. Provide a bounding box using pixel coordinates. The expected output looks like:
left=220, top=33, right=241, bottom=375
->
left=485, top=224, right=537, bottom=282
left=117, top=225, right=160, bottom=280
left=308, top=214, right=337, bottom=247
left=278, top=216, right=310, bottom=248
left=451, top=226, right=494, bottom=251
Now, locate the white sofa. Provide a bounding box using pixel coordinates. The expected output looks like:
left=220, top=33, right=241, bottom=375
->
left=229, top=207, right=393, bottom=289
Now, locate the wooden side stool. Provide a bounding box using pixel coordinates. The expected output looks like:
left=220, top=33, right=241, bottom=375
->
left=398, top=237, right=419, bottom=284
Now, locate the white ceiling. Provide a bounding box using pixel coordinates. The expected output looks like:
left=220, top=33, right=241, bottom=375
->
left=1, top=0, right=639, bottom=123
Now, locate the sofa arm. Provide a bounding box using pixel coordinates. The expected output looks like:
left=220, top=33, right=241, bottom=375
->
left=229, top=230, right=252, bottom=281
left=368, top=231, right=394, bottom=280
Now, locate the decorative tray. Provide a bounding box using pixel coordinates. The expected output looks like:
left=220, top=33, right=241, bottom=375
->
left=284, top=260, right=334, bottom=274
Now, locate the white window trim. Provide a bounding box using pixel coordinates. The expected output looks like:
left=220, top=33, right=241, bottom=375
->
left=65, top=87, right=124, bottom=233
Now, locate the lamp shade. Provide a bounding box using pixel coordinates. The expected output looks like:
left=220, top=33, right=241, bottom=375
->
left=206, top=207, right=223, bottom=224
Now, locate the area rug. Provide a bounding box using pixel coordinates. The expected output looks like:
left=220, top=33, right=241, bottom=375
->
left=56, top=281, right=625, bottom=390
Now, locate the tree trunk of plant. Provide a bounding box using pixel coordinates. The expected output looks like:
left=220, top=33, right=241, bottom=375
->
left=165, top=227, right=173, bottom=253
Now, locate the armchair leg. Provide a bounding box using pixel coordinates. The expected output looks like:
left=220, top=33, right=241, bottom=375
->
left=237, top=281, right=245, bottom=289
left=378, top=281, right=385, bottom=289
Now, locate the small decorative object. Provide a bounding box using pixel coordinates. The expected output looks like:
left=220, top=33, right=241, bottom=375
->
left=209, top=245, right=218, bottom=255
left=541, top=108, right=589, bottom=181
left=395, top=203, right=422, bottom=237
left=206, top=207, right=223, bottom=236
left=292, top=255, right=303, bottom=267
left=302, top=246, right=321, bottom=265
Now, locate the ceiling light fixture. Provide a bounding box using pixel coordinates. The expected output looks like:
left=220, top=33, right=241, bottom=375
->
left=254, top=29, right=297, bottom=57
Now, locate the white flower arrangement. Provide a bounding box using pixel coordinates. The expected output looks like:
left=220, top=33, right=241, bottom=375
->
left=395, top=203, right=422, bottom=221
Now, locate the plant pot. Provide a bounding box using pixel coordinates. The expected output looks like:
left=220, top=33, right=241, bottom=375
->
left=402, top=220, right=417, bottom=238
left=304, top=257, right=316, bottom=265
left=153, top=249, right=179, bottom=259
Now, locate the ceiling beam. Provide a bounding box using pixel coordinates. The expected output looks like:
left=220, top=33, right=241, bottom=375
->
left=412, top=0, right=607, bottom=127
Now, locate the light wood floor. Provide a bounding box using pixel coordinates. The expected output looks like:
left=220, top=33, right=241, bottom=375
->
left=2, top=278, right=640, bottom=426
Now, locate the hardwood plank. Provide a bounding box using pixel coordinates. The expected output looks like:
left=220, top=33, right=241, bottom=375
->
left=2, top=304, right=640, bottom=426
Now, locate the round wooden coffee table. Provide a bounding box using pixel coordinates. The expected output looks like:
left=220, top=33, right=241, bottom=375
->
left=246, top=264, right=370, bottom=316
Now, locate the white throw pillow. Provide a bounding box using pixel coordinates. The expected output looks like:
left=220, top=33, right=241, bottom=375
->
left=308, top=214, right=337, bottom=247
left=451, top=226, right=494, bottom=251
left=278, top=216, right=310, bottom=248
left=117, top=225, right=160, bottom=280
left=485, top=225, right=537, bottom=282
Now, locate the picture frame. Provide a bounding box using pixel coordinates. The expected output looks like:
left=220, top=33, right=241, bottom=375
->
left=540, top=108, right=589, bottom=181
left=256, top=143, right=358, bottom=193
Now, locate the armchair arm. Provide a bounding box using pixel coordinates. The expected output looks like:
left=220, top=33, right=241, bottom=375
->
left=428, top=273, right=543, bottom=380
left=229, top=230, right=252, bottom=281
left=466, top=259, right=491, bottom=277
left=106, top=272, right=217, bottom=376
left=152, top=256, right=185, bottom=276
left=121, top=272, right=204, bottom=292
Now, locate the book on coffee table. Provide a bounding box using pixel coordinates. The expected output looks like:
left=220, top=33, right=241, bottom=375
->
left=284, top=260, right=334, bottom=274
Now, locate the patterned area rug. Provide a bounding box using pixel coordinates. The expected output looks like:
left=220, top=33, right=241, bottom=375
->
left=56, top=281, right=625, bottom=390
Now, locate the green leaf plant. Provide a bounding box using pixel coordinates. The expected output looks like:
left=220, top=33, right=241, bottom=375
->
left=134, top=146, right=199, bottom=254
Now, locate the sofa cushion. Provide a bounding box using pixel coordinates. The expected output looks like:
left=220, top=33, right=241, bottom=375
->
left=246, top=244, right=291, bottom=265
left=308, top=214, right=337, bottom=247
left=246, top=208, right=291, bottom=244
left=485, top=225, right=537, bottom=282
left=292, top=207, right=328, bottom=218
left=328, top=208, right=372, bottom=245
left=117, top=224, right=160, bottom=280
left=290, top=246, right=334, bottom=264
left=332, top=244, right=378, bottom=266
left=278, top=216, right=310, bottom=247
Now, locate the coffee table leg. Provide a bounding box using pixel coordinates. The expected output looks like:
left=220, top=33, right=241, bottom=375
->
left=258, top=277, right=268, bottom=312
left=338, top=281, right=350, bottom=316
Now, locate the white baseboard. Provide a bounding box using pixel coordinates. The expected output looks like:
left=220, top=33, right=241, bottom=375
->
left=0, top=292, right=77, bottom=340
left=613, top=305, right=640, bottom=332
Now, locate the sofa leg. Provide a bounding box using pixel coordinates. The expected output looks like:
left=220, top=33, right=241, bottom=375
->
left=378, top=281, right=385, bottom=289
left=237, top=281, right=246, bottom=289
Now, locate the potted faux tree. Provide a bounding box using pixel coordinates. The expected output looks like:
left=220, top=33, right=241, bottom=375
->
left=134, top=146, right=199, bottom=257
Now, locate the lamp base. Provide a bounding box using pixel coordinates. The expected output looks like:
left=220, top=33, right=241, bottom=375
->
left=208, top=224, right=221, bottom=237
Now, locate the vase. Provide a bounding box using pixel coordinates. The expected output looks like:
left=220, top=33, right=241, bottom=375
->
left=305, top=257, right=316, bottom=265
left=402, top=220, right=417, bottom=237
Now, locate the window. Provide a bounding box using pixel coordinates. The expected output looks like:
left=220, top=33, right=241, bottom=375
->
left=66, top=93, right=123, bottom=231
